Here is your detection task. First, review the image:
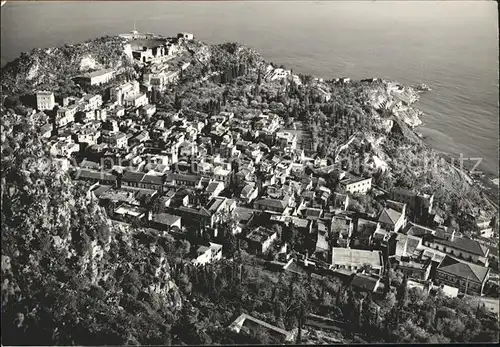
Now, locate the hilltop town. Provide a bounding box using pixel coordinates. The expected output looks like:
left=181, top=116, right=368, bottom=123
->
left=1, top=30, right=499, bottom=344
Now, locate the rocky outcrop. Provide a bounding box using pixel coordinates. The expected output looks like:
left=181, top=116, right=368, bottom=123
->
left=365, top=80, right=423, bottom=128
left=390, top=116, right=422, bottom=144
left=79, top=55, right=102, bottom=71
left=0, top=36, right=133, bottom=94
left=1, top=113, right=182, bottom=345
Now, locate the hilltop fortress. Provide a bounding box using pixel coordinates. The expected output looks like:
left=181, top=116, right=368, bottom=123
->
left=120, top=27, right=194, bottom=65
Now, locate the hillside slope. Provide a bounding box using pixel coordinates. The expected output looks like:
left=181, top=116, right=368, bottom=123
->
left=0, top=36, right=134, bottom=95
left=1, top=112, right=182, bottom=345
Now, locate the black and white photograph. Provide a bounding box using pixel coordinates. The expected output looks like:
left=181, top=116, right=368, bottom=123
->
left=1, top=0, right=499, bottom=345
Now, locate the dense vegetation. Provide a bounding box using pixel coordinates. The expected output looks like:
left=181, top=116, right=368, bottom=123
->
left=0, top=36, right=134, bottom=96
left=1, top=37, right=498, bottom=345
left=158, top=41, right=495, bottom=231
left=136, top=232, right=500, bottom=344
left=1, top=113, right=184, bottom=345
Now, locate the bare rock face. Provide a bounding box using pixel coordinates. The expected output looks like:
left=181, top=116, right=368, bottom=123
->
left=364, top=80, right=423, bottom=128
left=26, top=60, right=40, bottom=81
left=1, top=36, right=131, bottom=93
left=0, top=115, right=182, bottom=345
left=79, top=55, right=101, bottom=71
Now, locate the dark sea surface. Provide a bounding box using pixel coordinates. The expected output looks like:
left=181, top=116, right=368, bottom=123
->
left=1, top=1, right=498, bottom=177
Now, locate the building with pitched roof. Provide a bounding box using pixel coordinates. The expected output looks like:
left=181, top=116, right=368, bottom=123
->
left=206, top=180, right=224, bottom=197
left=254, top=196, right=290, bottom=214
left=423, top=235, right=490, bottom=267
left=73, top=168, right=117, bottom=186
left=176, top=206, right=214, bottom=228
left=378, top=200, right=407, bottom=232
left=339, top=174, right=372, bottom=195
left=165, top=172, right=202, bottom=188
left=113, top=204, right=147, bottom=222
left=435, top=256, right=490, bottom=295
left=404, top=222, right=436, bottom=237
left=192, top=242, right=223, bottom=266
left=240, top=183, right=259, bottom=204
left=149, top=212, right=182, bottom=231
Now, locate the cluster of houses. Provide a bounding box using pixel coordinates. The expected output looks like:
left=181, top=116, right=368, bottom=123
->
left=30, top=31, right=196, bottom=161
left=25, top=31, right=497, bottom=314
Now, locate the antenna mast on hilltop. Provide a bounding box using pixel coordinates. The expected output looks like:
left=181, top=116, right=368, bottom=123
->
left=131, top=20, right=138, bottom=34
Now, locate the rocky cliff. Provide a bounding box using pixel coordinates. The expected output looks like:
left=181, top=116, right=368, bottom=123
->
left=1, top=112, right=182, bottom=345
left=0, top=34, right=495, bottom=344
left=0, top=36, right=134, bottom=94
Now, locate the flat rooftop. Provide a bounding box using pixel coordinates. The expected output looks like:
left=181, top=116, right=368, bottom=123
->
left=114, top=205, right=146, bottom=217
left=246, top=227, right=275, bottom=244
left=81, top=68, right=115, bottom=78
left=332, top=248, right=383, bottom=267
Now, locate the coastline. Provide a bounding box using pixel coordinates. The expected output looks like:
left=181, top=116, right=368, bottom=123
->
left=1, top=28, right=499, bottom=345
left=1, top=34, right=497, bottom=210
left=410, top=90, right=499, bottom=210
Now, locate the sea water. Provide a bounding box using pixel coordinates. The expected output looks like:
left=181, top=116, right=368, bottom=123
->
left=1, top=1, right=498, bottom=177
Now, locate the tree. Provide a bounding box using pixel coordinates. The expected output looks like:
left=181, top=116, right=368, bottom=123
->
left=384, top=261, right=392, bottom=297
left=283, top=224, right=299, bottom=249
left=396, top=275, right=408, bottom=307
left=177, top=239, right=191, bottom=258
left=178, top=273, right=193, bottom=295
left=223, top=232, right=237, bottom=258
left=271, top=223, right=283, bottom=240
left=174, top=93, right=182, bottom=111
left=265, top=246, right=277, bottom=261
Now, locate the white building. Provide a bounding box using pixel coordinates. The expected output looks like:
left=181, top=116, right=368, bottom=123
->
left=275, top=130, right=297, bottom=149
left=36, top=91, right=55, bottom=111
left=267, top=68, right=291, bottom=82
left=340, top=175, right=372, bottom=195
left=192, top=242, right=223, bottom=266
left=102, top=132, right=128, bottom=149
left=178, top=32, right=194, bottom=41
left=331, top=248, right=384, bottom=276
left=124, top=93, right=148, bottom=108
left=150, top=70, right=180, bottom=91
left=76, top=128, right=101, bottom=146
left=82, top=94, right=103, bottom=111
left=213, top=165, right=231, bottom=188
left=245, top=227, right=278, bottom=255
left=50, top=139, right=80, bottom=158
left=111, top=81, right=140, bottom=105
left=141, top=104, right=157, bottom=118
left=76, top=68, right=115, bottom=86
left=56, top=105, right=78, bottom=127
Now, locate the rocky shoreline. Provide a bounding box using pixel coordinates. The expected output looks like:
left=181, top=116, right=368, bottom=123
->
left=1, top=35, right=492, bottom=211
left=1, top=32, right=498, bottom=345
